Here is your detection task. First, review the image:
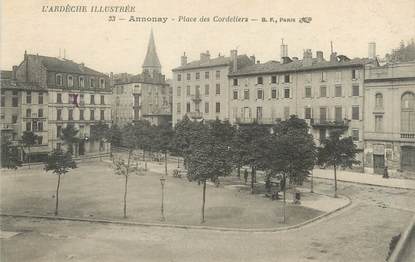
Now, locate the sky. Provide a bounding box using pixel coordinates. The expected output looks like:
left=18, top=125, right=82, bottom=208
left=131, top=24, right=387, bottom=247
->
left=1, top=0, right=414, bottom=79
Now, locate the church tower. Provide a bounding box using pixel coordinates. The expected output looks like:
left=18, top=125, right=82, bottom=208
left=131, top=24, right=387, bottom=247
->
left=142, top=29, right=162, bottom=75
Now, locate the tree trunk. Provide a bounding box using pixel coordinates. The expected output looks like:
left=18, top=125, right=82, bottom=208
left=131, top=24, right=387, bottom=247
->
left=201, top=180, right=206, bottom=223
left=310, top=168, right=314, bottom=193
left=251, top=166, right=255, bottom=194
left=237, top=166, right=241, bottom=178
left=123, top=149, right=132, bottom=218
left=283, top=173, right=286, bottom=223
left=334, top=164, right=338, bottom=198
left=143, top=150, right=147, bottom=170
left=164, top=151, right=168, bottom=176
left=177, top=156, right=180, bottom=168
left=27, top=146, right=31, bottom=169
left=55, top=174, right=61, bottom=216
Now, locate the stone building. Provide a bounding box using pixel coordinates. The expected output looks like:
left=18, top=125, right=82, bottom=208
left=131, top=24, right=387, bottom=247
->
left=363, top=61, right=415, bottom=176
left=171, top=50, right=254, bottom=125
left=111, top=30, right=172, bottom=127
left=2, top=51, right=112, bottom=158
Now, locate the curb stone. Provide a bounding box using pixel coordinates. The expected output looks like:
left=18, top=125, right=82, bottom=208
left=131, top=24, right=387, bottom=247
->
left=0, top=195, right=352, bottom=233
left=314, top=176, right=415, bottom=191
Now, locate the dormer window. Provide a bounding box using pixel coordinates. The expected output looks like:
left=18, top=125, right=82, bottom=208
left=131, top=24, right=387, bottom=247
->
left=68, top=75, right=74, bottom=87
left=257, top=76, right=263, bottom=85
left=79, top=76, right=85, bottom=88
left=100, top=78, right=105, bottom=88
left=56, top=74, right=63, bottom=86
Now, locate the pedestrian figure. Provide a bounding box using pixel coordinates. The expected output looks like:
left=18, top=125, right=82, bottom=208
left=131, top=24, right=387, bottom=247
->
left=243, top=169, right=248, bottom=184
left=383, top=166, right=389, bottom=179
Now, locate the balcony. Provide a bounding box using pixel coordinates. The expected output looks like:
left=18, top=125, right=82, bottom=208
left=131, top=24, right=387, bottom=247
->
left=401, top=133, right=415, bottom=139
left=191, top=94, right=202, bottom=104
left=187, top=111, right=203, bottom=119
left=235, top=118, right=278, bottom=125
left=310, top=118, right=349, bottom=129
left=364, top=132, right=415, bottom=142
left=0, top=123, right=18, bottom=132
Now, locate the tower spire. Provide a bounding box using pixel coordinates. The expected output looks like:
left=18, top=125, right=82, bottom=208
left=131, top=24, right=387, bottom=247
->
left=142, top=29, right=161, bottom=74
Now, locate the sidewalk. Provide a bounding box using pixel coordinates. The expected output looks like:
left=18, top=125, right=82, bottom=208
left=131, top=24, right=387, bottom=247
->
left=313, top=168, right=415, bottom=190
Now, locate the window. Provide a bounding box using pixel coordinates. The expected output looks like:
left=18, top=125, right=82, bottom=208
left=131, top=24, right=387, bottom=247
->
left=335, top=107, right=342, bottom=121
left=57, top=93, right=62, bottom=103
left=257, top=89, right=264, bottom=100
left=320, top=107, right=327, bottom=121
left=1, top=91, right=5, bottom=107
left=195, top=85, right=200, bottom=96
left=305, top=86, right=312, bottom=98
left=195, top=72, right=200, bottom=80
left=320, top=86, right=327, bottom=97
left=100, top=110, right=105, bottom=120
left=26, top=108, right=31, bottom=117
left=79, top=76, right=85, bottom=88
left=233, top=90, right=238, bottom=100
left=256, top=107, right=263, bottom=120
left=284, top=88, right=290, bottom=98
left=375, top=115, right=383, bottom=132
left=80, top=94, right=84, bottom=105
left=215, top=70, right=220, bottom=79
left=215, top=102, right=220, bottom=113
left=244, top=90, right=249, bottom=100
left=100, top=79, right=105, bottom=88
left=271, top=89, right=277, bottom=99
left=352, top=69, right=359, bottom=80
left=186, top=102, right=191, bottom=113
left=38, top=122, right=43, bottom=132
left=305, top=108, right=312, bottom=119
left=26, top=91, right=32, bottom=104
left=38, top=92, right=44, bottom=104
left=12, top=97, right=18, bottom=107
left=233, top=78, right=238, bottom=86
left=257, top=76, right=263, bottom=85
left=375, top=93, right=383, bottom=108
left=352, top=129, right=359, bottom=141
left=177, top=103, right=181, bottom=113
left=401, top=92, right=415, bottom=132
left=305, top=73, right=312, bottom=83
left=68, top=109, right=73, bottom=120
left=215, top=84, right=220, bottom=95
left=177, top=86, right=181, bottom=96
left=57, top=109, right=62, bottom=120
left=186, top=86, right=191, bottom=96
left=90, top=95, right=95, bottom=104
left=284, top=74, right=290, bottom=83
left=335, top=71, right=342, bottom=82
left=320, top=72, right=327, bottom=82
left=271, top=75, right=277, bottom=84
left=26, top=122, right=31, bottom=131
left=57, top=126, right=62, bottom=138
left=68, top=75, right=74, bottom=87
left=205, top=71, right=209, bottom=79
left=284, top=107, right=290, bottom=120
left=335, top=85, right=342, bottom=97
left=352, top=106, right=360, bottom=120
left=186, top=73, right=191, bottom=80
left=352, top=85, right=360, bottom=96
left=12, top=115, right=17, bottom=123
left=177, top=74, right=182, bottom=81
left=90, top=78, right=95, bottom=88
left=56, top=74, right=63, bottom=86
left=90, top=110, right=95, bottom=120
left=100, top=95, right=105, bottom=105
left=205, top=102, right=209, bottom=113
left=80, top=110, right=84, bottom=120
left=38, top=109, right=43, bottom=118
left=205, top=85, right=209, bottom=96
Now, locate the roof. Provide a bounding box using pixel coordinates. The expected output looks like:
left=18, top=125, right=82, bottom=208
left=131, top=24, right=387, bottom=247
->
left=172, top=54, right=253, bottom=71
left=27, top=54, right=107, bottom=77
left=0, top=70, right=12, bottom=80
left=229, top=57, right=373, bottom=76
left=142, top=30, right=161, bottom=69
left=0, top=79, right=44, bottom=91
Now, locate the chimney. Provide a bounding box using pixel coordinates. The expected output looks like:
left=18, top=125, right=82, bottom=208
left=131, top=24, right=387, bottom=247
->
left=316, top=51, right=324, bottom=62
left=250, top=55, right=256, bottom=64
left=280, top=39, right=288, bottom=61
left=330, top=52, right=338, bottom=62
left=302, top=49, right=313, bottom=67
left=230, top=49, right=238, bottom=72
left=292, top=57, right=299, bottom=61
left=181, top=52, right=187, bottom=66
left=282, top=57, right=293, bottom=64
left=12, top=66, right=17, bottom=80
left=368, top=42, right=376, bottom=59
left=256, top=60, right=260, bottom=64
left=200, top=50, right=210, bottom=62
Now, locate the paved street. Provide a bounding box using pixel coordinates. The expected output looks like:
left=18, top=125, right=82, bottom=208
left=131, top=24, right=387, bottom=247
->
left=1, top=173, right=414, bottom=262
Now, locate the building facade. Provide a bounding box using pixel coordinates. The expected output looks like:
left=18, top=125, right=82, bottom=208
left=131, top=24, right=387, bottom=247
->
left=171, top=50, right=254, bottom=125
left=363, top=61, right=415, bottom=176
left=111, top=30, right=172, bottom=127
left=2, top=51, right=112, bottom=159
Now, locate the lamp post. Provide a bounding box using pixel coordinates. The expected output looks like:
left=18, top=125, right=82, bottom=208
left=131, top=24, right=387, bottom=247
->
left=160, top=176, right=166, bottom=221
